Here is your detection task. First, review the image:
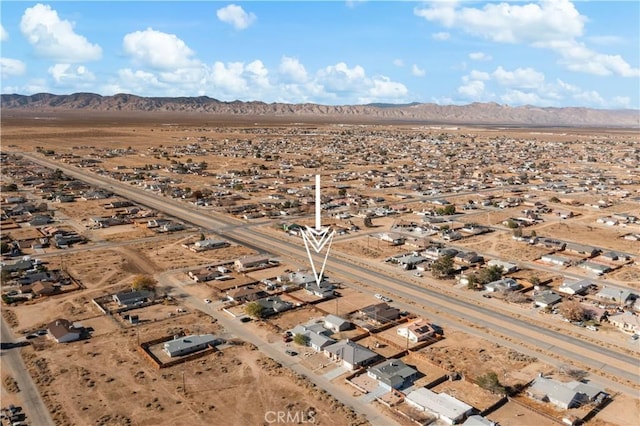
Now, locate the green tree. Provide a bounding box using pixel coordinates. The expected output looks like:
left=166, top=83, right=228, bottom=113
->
left=475, top=371, right=506, bottom=394
left=293, top=333, right=310, bottom=346
left=244, top=302, right=264, bottom=319
left=431, top=255, right=455, bottom=279
left=131, top=274, right=157, bottom=292
left=477, top=265, right=503, bottom=285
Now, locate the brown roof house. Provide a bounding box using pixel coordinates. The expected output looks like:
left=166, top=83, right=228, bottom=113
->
left=47, top=318, right=82, bottom=343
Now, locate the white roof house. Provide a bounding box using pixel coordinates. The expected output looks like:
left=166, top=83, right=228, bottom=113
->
left=405, top=388, right=473, bottom=425
left=163, top=334, right=218, bottom=358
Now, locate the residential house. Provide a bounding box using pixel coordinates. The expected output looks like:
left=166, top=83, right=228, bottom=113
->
left=396, top=254, right=425, bottom=270
left=323, top=340, right=380, bottom=370
left=305, top=281, right=335, bottom=298
left=235, top=255, right=270, bottom=271
left=324, top=314, right=352, bottom=333
left=163, top=334, right=218, bottom=357
left=367, top=358, right=418, bottom=390
left=608, top=312, right=640, bottom=334
left=359, top=303, right=400, bottom=325
left=527, top=375, right=607, bottom=410
left=192, top=239, right=229, bottom=251
left=462, top=416, right=497, bottom=426
left=580, top=261, right=611, bottom=276
left=486, top=259, right=518, bottom=273
left=534, top=290, right=562, bottom=308
left=404, top=388, right=474, bottom=425
left=380, top=233, right=406, bottom=246
left=188, top=269, right=221, bottom=282
left=226, top=286, right=267, bottom=303
left=31, top=281, right=60, bottom=297
left=485, top=278, right=521, bottom=293
left=290, top=322, right=336, bottom=352
left=112, top=290, right=154, bottom=307
left=559, top=279, right=592, bottom=295
left=564, top=242, right=600, bottom=258
left=397, top=319, right=436, bottom=343
left=256, top=296, right=293, bottom=317
left=540, top=254, right=571, bottom=266
left=47, top=318, right=82, bottom=343
left=595, top=287, right=635, bottom=305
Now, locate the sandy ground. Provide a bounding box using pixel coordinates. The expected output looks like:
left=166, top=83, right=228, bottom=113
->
left=2, top=116, right=639, bottom=426
left=15, top=311, right=366, bottom=426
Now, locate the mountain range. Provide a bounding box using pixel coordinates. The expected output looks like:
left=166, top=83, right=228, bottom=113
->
left=2, top=93, right=638, bottom=127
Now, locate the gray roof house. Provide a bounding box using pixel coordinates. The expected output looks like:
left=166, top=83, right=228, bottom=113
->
left=559, top=279, right=593, bottom=295
left=596, top=287, right=635, bottom=304
left=112, top=290, right=154, bottom=306
left=527, top=375, right=607, bottom=409
left=367, top=358, right=418, bottom=390
left=256, top=296, right=293, bottom=316
left=323, top=340, right=380, bottom=370
left=405, top=388, right=473, bottom=425
left=324, top=314, right=352, bottom=333
left=534, top=290, right=562, bottom=308
left=163, top=334, right=218, bottom=357
left=485, top=278, right=521, bottom=293
left=291, top=322, right=336, bottom=352
left=360, top=303, right=400, bottom=325
left=305, top=281, right=335, bottom=298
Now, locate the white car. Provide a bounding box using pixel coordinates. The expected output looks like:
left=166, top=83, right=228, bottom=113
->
left=375, top=293, right=392, bottom=303
left=203, top=298, right=212, bottom=304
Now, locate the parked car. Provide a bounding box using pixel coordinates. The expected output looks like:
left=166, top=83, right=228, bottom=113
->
left=285, top=349, right=297, bottom=356
left=203, top=298, right=212, bottom=304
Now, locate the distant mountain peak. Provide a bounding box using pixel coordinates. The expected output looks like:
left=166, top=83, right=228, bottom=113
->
left=1, top=93, right=638, bottom=128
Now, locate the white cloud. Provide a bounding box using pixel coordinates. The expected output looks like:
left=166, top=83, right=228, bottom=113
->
left=411, top=64, right=426, bottom=77
left=216, top=4, right=256, bottom=30
left=469, top=52, right=492, bottom=61
left=1, top=24, right=8, bottom=42
left=468, top=70, right=490, bottom=81
left=123, top=28, right=198, bottom=70
left=48, top=63, right=95, bottom=85
left=1, top=58, right=26, bottom=78
left=279, top=56, right=308, bottom=83
left=415, top=0, right=639, bottom=78
left=492, top=66, right=545, bottom=89
left=547, top=40, right=640, bottom=77
left=432, top=32, right=450, bottom=41
left=317, top=62, right=367, bottom=93
left=20, top=4, right=101, bottom=62
left=457, top=80, right=485, bottom=99
left=368, top=76, right=408, bottom=100
left=415, top=0, right=585, bottom=44
left=499, top=90, right=542, bottom=106
left=393, top=59, right=404, bottom=67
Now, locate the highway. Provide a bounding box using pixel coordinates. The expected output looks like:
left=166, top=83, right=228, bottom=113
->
left=14, top=154, right=640, bottom=396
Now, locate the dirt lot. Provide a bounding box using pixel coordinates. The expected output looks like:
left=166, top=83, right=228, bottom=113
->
left=417, top=330, right=545, bottom=389
left=18, top=311, right=366, bottom=426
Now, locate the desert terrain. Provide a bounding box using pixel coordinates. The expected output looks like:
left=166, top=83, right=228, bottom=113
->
left=1, top=110, right=639, bottom=426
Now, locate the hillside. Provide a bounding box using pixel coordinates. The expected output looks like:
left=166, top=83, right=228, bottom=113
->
left=2, top=93, right=638, bottom=127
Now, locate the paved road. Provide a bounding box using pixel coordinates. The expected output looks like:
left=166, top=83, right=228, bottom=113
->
left=1, top=318, right=54, bottom=426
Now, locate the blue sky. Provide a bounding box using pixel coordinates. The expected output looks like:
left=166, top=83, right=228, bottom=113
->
left=1, top=1, right=638, bottom=109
